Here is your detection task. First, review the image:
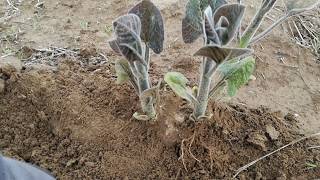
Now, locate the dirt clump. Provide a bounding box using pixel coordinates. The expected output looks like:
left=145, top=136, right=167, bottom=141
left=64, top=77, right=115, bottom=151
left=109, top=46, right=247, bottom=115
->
left=0, top=60, right=319, bottom=179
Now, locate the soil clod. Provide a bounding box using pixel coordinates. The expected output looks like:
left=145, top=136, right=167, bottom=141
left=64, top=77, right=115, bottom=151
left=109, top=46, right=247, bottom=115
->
left=247, top=131, right=268, bottom=151
left=266, top=124, right=280, bottom=140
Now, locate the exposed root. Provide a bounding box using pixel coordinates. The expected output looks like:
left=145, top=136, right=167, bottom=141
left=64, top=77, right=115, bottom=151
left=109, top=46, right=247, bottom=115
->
left=174, top=168, right=181, bottom=180
left=178, top=138, right=188, bottom=171
left=307, top=145, right=320, bottom=150
left=188, top=132, right=201, bottom=163
left=200, top=139, right=215, bottom=172
left=178, top=131, right=200, bottom=172
left=208, top=149, right=214, bottom=171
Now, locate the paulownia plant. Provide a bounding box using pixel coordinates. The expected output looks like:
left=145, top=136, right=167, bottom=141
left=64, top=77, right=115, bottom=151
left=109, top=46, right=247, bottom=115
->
left=165, top=0, right=319, bottom=120
left=109, top=0, right=164, bottom=121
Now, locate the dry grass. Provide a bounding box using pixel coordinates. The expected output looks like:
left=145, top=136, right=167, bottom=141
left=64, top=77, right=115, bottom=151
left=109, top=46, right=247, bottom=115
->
left=0, top=0, right=21, bottom=22
left=288, top=8, right=320, bottom=62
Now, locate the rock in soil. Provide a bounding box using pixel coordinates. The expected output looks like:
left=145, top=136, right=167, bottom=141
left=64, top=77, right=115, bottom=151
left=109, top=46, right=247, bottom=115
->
left=266, top=124, right=280, bottom=140
left=0, top=79, right=4, bottom=93
left=0, top=56, right=22, bottom=78
left=247, top=131, right=268, bottom=151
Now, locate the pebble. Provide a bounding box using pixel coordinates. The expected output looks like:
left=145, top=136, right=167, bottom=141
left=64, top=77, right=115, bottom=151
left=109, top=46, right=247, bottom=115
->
left=0, top=79, right=5, bottom=93
left=266, top=124, right=280, bottom=140
left=247, top=131, right=268, bottom=151
left=85, top=162, right=95, bottom=167
left=0, top=56, right=22, bottom=74
left=66, top=159, right=77, bottom=167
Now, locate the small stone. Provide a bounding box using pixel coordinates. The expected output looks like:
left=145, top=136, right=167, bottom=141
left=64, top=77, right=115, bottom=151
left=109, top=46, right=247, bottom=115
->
left=284, top=113, right=296, bottom=122
left=276, top=171, right=287, bottom=180
left=31, top=149, right=41, bottom=158
left=66, top=159, right=77, bottom=167
left=255, top=172, right=263, bottom=180
left=79, top=157, right=87, bottom=165
left=0, top=79, right=5, bottom=94
left=25, top=64, right=57, bottom=72
left=66, top=147, right=75, bottom=156
left=28, top=123, right=35, bottom=129
left=250, top=75, right=257, bottom=81
left=0, top=56, right=22, bottom=75
left=85, top=162, right=95, bottom=167
left=17, top=94, right=27, bottom=99
left=38, top=111, right=47, bottom=121
left=266, top=124, right=280, bottom=140
left=239, top=174, right=247, bottom=180
left=19, top=46, right=34, bottom=59
left=79, top=47, right=97, bottom=58
left=247, top=131, right=268, bottom=151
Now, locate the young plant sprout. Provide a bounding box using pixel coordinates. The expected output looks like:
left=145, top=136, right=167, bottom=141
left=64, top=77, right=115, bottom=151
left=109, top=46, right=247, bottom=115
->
left=165, top=0, right=319, bottom=121
left=109, top=0, right=164, bottom=121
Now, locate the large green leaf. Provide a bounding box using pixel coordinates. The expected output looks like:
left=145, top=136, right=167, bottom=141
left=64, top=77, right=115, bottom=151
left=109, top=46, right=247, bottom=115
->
left=110, top=14, right=144, bottom=64
left=218, top=56, right=255, bottom=96
left=194, top=44, right=253, bottom=64
left=129, top=0, right=164, bottom=54
left=164, top=72, right=198, bottom=104
left=182, top=0, right=227, bottom=43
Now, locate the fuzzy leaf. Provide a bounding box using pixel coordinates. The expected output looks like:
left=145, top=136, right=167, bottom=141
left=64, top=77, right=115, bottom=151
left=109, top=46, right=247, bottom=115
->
left=111, top=14, right=144, bottom=64
left=213, top=4, right=245, bottom=45
left=204, top=6, right=221, bottom=44
left=140, top=81, right=161, bottom=105
left=109, top=39, right=121, bottom=54
left=182, top=0, right=227, bottom=43
left=164, top=72, right=198, bottom=104
left=194, top=45, right=253, bottom=64
left=219, top=56, right=255, bottom=96
left=129, top=0, right=164, bottom=54
left=140, top=87, right=158, bottom=100
left=182, top=0, right=203, bottom=43
left=206, top=0, right=227, bottom=10
left=286, top=0, right=320, bottom=12
left=114, top=59, right=139, bottom=92
left=115, top=59, right=130, bottom=84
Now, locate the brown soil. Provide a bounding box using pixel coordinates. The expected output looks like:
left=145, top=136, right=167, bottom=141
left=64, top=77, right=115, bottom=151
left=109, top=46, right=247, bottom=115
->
left=1, top=0, right=320, bottom=179
left=0, top=60, right=319, bottom=179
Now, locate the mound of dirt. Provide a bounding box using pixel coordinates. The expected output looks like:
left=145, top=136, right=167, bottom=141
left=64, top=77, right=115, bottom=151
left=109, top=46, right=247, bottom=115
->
left=0, top=59, right=319, bottom=179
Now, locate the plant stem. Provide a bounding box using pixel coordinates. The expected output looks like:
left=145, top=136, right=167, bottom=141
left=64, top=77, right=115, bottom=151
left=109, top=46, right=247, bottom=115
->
left=193, top=58, right=214, bottom=119
left=145, top=44, right=150, bottom=70
left=240, top=0, right=277, bottom=48
left=250, top=3, right=318, bottom=45
left=135, top=45, right=156, bottom=119
left=250, top=14, right=289, bottom=44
